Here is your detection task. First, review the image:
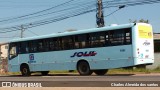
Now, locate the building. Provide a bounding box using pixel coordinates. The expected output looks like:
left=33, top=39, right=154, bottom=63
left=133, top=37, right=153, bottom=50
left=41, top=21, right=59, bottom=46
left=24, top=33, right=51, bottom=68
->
left=154, top=33, right=160, bottom=40
left=147, top=33, right=160, bottom=69
left=0, top=44, right=8, bottom=60
left=0, top=43, right=8, bottom=73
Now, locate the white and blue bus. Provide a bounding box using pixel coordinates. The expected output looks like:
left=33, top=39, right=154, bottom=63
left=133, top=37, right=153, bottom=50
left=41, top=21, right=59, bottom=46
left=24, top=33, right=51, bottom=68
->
left=8, top=23, right=154, bottom=76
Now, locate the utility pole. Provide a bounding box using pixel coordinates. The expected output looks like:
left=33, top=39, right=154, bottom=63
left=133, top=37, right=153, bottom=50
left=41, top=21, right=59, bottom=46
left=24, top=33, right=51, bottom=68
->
left=20, top=25, right=25, bottom=38
left=96, top=0, right=104, bottom=28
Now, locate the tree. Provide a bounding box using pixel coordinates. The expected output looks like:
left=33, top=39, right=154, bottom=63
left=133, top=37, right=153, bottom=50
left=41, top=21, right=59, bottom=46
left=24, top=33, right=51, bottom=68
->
left=129, top=19, right=149, bottom=23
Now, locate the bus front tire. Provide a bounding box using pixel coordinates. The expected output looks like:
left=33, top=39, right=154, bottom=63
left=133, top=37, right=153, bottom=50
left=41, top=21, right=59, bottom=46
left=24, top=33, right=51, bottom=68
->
left=77, top=61, right=93, bottom=75
left=41, top=71, right=49, bottom=76
left=94, top=69, right=108, bottom=75
left=20, top=65, right=31, bottom=76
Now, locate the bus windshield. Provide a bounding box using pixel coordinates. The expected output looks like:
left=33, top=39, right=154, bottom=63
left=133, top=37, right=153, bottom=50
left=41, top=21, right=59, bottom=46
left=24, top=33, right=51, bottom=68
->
left=9, top=43, right=17, bottom=59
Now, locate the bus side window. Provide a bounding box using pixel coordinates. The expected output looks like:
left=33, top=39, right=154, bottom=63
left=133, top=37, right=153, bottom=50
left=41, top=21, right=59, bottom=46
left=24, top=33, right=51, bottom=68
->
left=61, top=36, right=73, bottom=50
left=29, top=41, right=38, bottom=53
left=109, top=30, right=125, bottom=46
left=77, top=34, right=89, bottom=48
left=90, top=32, right=105, bottom=47
left=99, top=32, right=105, bottom=46
left=26, top=45, right=29, bottom=53
left=49, top=38, right=60, bottom=51
left=105, top=31, right=110, bottom=46
left=44, top=39, right=50, bottom=51
left=90, top=33, right=98, bottom=47
left=18, top=43, right=21, bottom=54
left=125, top=29, right=132, bottom=44
left=9, top=43, right=17, bottom=59
left=38, top=40, right=44, bottom=52
left=54, top=38, right=61, bottom=50
left=49, top=40, right=54, bottom=51
left=109, top=30, right=114, bottom=45
left=74, top=35, right=80, bottom=49
left=18, top=42, right=29, bottom=54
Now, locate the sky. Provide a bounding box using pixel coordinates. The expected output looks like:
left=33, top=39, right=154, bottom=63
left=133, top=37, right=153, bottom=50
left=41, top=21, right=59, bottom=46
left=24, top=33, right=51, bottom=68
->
left=0, top=0, right=160, bottom=42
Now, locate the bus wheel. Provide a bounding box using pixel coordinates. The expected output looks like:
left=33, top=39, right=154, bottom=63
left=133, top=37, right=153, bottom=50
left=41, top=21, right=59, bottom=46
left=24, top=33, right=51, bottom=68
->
left=20, top=65, right=31, bottom=76
left=94, top=69, right=108, bottom=75
left=41, top=71, right=49, bottom=76
left=77, top=61, right=93, bottom=75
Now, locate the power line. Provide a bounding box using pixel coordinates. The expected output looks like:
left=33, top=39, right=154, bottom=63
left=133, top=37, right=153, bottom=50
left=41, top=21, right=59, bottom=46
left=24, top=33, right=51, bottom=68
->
left=104, top=5, right=125, bottom=17
left=0, top=0, right=75, bottom=23
left=1, top=0, right=160, bottom=25
left=0, top=0, right=96, bottom=25
left=103, top=0, right=160, bottom=8
left=0, top=1, right=96, bottom=32
left=27, top=29, right=39, bottom=36
left=0, top=0, right=160, bottom=34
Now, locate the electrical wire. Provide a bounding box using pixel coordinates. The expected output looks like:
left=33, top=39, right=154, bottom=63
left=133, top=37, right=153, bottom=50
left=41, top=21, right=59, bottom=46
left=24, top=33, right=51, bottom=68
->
left=0, top=0, right=75, bottom=23
left=0, top=0, right=97, bottom=24
left=27, top=29, right=39, bottom=36
left=0, top=0, right=160, bottom=34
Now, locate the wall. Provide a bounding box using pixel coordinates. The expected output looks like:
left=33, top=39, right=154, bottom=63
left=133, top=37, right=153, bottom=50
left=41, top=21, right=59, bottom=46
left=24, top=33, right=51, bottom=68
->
left=147, top=53, right=160, bottom=69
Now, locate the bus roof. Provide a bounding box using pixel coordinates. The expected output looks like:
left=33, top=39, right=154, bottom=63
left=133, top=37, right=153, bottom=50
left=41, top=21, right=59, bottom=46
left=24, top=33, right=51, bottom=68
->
left=7, top=23, right=141, bottom=43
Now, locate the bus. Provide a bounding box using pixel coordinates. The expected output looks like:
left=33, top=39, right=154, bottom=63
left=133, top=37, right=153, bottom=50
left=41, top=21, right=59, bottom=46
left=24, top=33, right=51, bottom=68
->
left=8, top=23, right=154, bottom=76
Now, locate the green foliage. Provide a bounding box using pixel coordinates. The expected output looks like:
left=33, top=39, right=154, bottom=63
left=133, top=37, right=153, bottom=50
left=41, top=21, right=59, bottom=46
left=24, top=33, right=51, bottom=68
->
left=129, top=19, right=149, bottom=23
left=2, top=67, right=160, bottom=76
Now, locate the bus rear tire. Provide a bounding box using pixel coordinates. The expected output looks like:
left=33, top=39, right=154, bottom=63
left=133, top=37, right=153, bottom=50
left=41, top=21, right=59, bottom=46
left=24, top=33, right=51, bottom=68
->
left=20, top=64, right=31, bottom=76
left=41, top=71, right=49, bottom=76
left=77, top=61, right=93, bottom=75
left=94, top=69, right=108, bottom=75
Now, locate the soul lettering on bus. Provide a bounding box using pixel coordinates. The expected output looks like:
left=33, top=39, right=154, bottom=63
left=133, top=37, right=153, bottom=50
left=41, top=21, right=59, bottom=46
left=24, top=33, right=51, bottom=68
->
left=70, top=51, right=97, bottom=57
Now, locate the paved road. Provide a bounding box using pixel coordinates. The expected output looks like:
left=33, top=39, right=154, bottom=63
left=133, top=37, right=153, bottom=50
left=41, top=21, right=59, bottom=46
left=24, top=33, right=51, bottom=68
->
left=1, top=73, right=160, bottom=81
left=0, top=74, right=160, bottom=87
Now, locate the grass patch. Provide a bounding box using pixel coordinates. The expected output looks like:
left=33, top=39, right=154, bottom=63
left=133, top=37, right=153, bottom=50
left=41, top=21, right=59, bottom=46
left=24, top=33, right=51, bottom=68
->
left=108, top=68, right=151, bottom=74
left=108, top=66, right=160, bottom=74
left=0, top=72, right=21, bottom=76
left=0, top=70, right=78, bottom=76
left=2, top=66, right=160, bottom=76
